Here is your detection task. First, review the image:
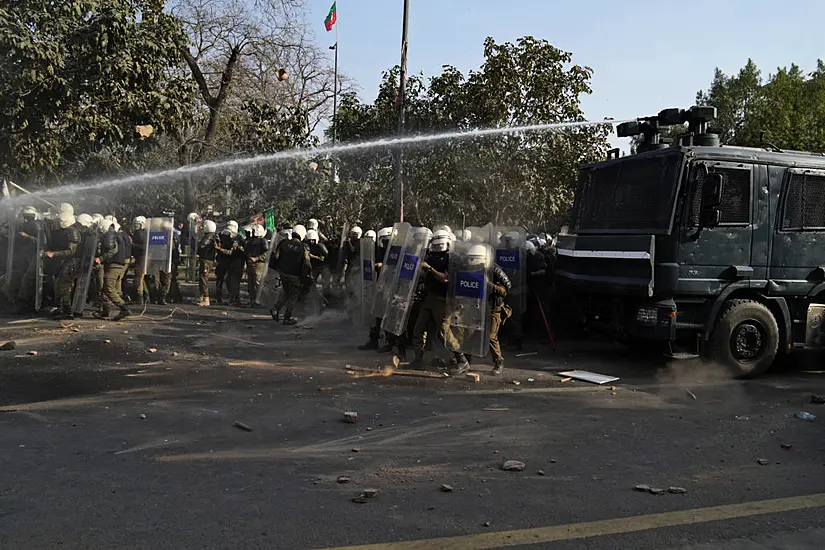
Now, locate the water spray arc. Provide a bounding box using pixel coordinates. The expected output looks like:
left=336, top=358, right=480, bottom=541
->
left=29, top=118, right=631, bottom=200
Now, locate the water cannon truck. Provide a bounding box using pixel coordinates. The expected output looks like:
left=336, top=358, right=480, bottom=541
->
left=557, top=105, right=825, bottom=377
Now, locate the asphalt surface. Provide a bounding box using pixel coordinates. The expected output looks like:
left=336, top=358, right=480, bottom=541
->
left=1, top=296, right=824, bottom=550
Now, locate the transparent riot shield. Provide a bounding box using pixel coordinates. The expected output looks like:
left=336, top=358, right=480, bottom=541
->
left=358, top=236, right=376, bottom=327
left=371, top=222, right=411, bottom=320
left=495, top=226, right=527, bottom=314
left=381, top=227, right=429, bottom=337
left=466, top=224, right=496, bottom=245
left=186, top=217, right=199, bottom=282
left=3, top=209, right=16, bottom=298
left=446, top=241, right=494, bottom=358
left=34, top=225, right=45, bottom=311
left=256, top=230, right=283, bottom=309
left=142, top=217, right=174, bottom=276
left=71, top=230, right=99, bottom=316
left=335, top=222, right=349, bottom=278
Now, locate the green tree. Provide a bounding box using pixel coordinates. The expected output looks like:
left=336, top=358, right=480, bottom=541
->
left=0, top=0, right=197, bottom=185
left=330, top=37, right=610, bottom=231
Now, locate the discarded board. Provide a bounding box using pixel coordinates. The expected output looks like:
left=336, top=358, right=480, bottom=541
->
left=558, top=370, right=619, bottom=385
left=344, top=364, right=448, bottom=379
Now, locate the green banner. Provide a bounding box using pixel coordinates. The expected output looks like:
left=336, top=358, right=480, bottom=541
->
left=264, top=209, right=275, bottom=232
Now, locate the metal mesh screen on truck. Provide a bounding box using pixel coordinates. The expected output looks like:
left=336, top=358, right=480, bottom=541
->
left=782, top=172, right=825, bottom=230
left=688, top=166, right=751, bottom=226
left=574, top=152, right=682, bottom=233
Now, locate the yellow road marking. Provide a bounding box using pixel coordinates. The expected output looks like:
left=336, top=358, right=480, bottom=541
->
left=317, top=492, right=825, bottom=550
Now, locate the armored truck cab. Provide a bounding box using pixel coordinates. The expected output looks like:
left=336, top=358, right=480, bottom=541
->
left=557, top=106, right=825, bottom=377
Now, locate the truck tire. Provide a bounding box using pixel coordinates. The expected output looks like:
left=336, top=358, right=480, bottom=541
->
left=709, top=299, right=778, bottom=378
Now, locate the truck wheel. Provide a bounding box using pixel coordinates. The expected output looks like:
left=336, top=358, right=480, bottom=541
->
left=710, top=299, right=778, bottom=378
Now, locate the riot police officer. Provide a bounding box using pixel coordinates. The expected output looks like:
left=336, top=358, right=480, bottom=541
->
left=269, top=224, right=311, bottom=325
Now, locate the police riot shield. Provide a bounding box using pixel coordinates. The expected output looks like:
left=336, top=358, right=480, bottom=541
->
left=186, top=216, right=199, bottom=282
left=466, top=224, right=496, bottom=245
left=335, top=222, right=349, bottom=279
left=381, top=227, right=429, bottom=337
left=256, top=230, right=284, bottom=309
left=358, top=236, right=376, bottom=327
left=2, top=208, right=16, bottom=298
left=495, top=226, right=527, bottom=314
left=71, top=230, right=99, bottom=316
left=34, top=224, right=45, bottom=311
left=142, top=217, right=174, bottom=276
left=446, top=241, right=494, bottom=358
left=371, top=222, right=411, bottom=320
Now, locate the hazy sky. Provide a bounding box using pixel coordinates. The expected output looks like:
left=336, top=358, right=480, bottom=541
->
left=308, top=0, right=825, bottom=147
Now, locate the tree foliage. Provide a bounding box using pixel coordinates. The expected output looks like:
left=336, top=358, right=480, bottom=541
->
left=697, top=58, right=825, bottom=152
left=330, top=37, right=610, bottom=231
left=0, top=0, right=197, bottom=183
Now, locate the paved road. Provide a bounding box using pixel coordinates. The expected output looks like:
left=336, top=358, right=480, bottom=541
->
left=0, top=304, right=823, bottom=549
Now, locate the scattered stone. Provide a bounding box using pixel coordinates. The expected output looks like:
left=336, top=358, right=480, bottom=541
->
left=351, top=496, right=368, bottom=504
left=685, top=389, right=697, bottom=400
left=147, top=348, right=157, bottom=354
left=560, top=377, right=572, bottom=382
left=793, top=411, right=816, bottom=421
left=343, top=411, right=358, bottom=423
left=234, top=421, right=253, bottom=432
left=781, top=444, right=792, bottom=450
left=466, top=373, right=480, bottom=383
left=811, top=394, right=825, bottom=405
left=549, top=459, right=557, bottom=463
left=757, top=458, right=769, bottom=465
left=483, top=521, right=491, bottom=527
left=668, top=487, right=687, bottom=494
left=337, top=476, right=350, bottom=484
left=362, top=489, right=379, bottom=498
left=0, top=341, right=17, bottom=350
left=634, top=484, right=651, bottom=492
left=351, top=448, right=360, bottom=453
left=122, top=330, right=128, bottom=334
left=365, top=427, right=374, bottom=431
left=502, top=460, right=526, bottom=472
left=440, top=484, right=454, bottom=492
left=512, top=381, right=520, bottom=386
left=318, top=387, right=331, bottom=392
left=104, top=339, right=111, bottom=345
left=527, top=378, right=535, bottom=383
left=27, top=350, right=38, bottom=356
left=139, top=413, right=147, bottom=420
left=537, top=470, right=546, bottom=476
left=427, top=506, right=435, bottom=511
left=648, top=487, right=665, bottom=495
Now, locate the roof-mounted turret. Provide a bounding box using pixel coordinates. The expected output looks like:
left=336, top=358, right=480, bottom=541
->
left=617, top=106, right=719, bottom=153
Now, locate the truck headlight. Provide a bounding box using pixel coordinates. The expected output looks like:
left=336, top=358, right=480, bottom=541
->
left=636, top=306, right=658, bottom=326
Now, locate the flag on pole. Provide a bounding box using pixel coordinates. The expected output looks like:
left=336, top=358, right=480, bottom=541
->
left=324, top=2, right=337, bottom=31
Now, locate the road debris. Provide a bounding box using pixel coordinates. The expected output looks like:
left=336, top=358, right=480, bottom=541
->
left=351, top=448, right=360, bottom=453
left=483, top=407, right=510, bottom=412
left=0, top=341, right=16, bottom=350
left=139, top=413, right=147, bottom=420
left=559, top=377, right=572, bottom=383
left=483, top=521, right=491, bottom=527
left=147, top=348, right=157, bottom=354
left=337, top=476, right=351, bottom=484
left=757, top=458, right=769, bottom=465
left=318, top=387, right=331, bottom=392
left=537, top=470, right=546, bottom=476
left=781, top=444, right=793, bottom=450
left=345, top=364, right=448, bottom=379
left=234, top=421, right=253, bottom=432
left=649, top=487, right=666, bottom=495
left=527, top=378, right=535, bottom=383
left=634, top=484, right=651, bottom=492
left=502, top=460, right=526, bottom=472
left=466, top=373, right=480, bottom=383
left=685, top=389, right=697, bottom=400
left=27, top=350, right=38, bottom=356
left=440, top=484, right=454, bottom=492
left=811, top=394, right=825, bottom=405
left=793, top=411, right=816, bottom=421
left=512, top=381, right=520, bottom=386
left=343, top=411, right=358, bottom=424
left=558, top=370, right=619, bottom=385
left=104, top=339, right=111, bottom=345
left=668, top=487, right=687, bottom=494
left=516, top=352, right=537, bottom=357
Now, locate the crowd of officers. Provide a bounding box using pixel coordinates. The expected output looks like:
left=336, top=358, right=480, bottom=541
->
left=3, top=206, right=558, bottom=376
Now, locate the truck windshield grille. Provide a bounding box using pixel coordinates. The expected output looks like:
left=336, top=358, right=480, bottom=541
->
left=573, top=152, right=682, bottom=233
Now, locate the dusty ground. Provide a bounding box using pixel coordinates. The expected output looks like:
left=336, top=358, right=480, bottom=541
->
left=1, top=294, right=824, bottom=550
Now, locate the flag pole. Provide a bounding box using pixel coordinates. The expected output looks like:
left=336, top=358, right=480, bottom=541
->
left=393, top=0, right=410, bottom=222
left=332, top=15, right=339, bottom=147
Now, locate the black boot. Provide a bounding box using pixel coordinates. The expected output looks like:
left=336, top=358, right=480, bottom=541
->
left=113, top=307, right=132, bottom=321
left=407, top=352, right=425, bottom=370
left=449, top=353, right=470, bottom=376
left=358, top=339, right=379, bottom=350
left=158, top=296, right=167, bottom=306
left=283, top=317, right=297, bottom=326
left=492, top=361, right=504, bottom=376
left=270, top=308, right=280, bottom=322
